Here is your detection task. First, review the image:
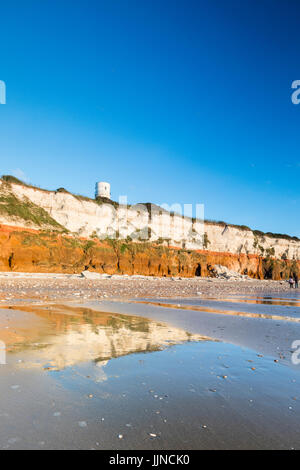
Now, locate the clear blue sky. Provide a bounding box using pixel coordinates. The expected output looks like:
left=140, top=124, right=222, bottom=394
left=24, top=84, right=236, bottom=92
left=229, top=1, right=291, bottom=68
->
left=0, top=0, right=299, bottom=236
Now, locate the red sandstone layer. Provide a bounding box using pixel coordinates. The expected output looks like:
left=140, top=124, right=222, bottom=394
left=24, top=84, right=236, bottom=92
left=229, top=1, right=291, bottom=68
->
left=0, top=225, right=298, bottom=280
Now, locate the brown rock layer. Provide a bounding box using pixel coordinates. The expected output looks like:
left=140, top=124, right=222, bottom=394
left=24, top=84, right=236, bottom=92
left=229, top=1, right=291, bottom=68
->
left=0, top=225, right=299, bottom=280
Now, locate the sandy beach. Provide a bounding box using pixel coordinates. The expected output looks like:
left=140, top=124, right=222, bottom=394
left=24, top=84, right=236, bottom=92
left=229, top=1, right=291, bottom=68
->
left=0, top=274, right=299, bottom=449
left=2, top=0, right=300, bottom=455
left=0, top=272, right=293, bottom=303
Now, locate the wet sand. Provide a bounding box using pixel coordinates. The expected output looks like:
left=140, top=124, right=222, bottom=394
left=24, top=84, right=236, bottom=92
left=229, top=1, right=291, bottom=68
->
left=0, top=277, right=300, bottom=449
left=82, top=294, right=300, bottom=367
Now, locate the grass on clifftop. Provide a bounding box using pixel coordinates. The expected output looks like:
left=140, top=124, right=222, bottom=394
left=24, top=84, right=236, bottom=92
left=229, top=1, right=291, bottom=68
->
left=205, top=219, right=300, bottom=242
left=1, top=175, right=299, bottom=243
left=0, top=189, right=66, bottom=230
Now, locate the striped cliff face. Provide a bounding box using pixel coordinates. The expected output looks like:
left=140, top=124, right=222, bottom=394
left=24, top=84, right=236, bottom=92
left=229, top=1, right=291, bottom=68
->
left=0, top=179, right=299, bottom=277
left=0, top=225, right=298, bottom=280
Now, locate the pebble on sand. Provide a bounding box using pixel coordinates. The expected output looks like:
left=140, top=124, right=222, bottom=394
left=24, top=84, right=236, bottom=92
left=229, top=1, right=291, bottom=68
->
left=78, top=421, right=88, bottom=428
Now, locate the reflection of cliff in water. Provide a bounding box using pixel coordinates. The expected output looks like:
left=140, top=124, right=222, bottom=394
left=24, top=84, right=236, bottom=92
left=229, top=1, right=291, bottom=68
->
left=3, top=304, right=211, bottom=371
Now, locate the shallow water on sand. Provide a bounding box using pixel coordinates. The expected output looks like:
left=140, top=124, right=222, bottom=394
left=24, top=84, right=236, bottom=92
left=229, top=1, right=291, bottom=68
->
left=0, top=301, right=300, bottom=449
left=140, top=292, right=300, bottom=320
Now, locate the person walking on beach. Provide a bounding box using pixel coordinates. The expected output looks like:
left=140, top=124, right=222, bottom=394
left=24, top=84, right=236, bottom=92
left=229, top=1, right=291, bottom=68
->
left=289, top=276, right=294, bottom=288
left=294, top=273, right=299, bottom=289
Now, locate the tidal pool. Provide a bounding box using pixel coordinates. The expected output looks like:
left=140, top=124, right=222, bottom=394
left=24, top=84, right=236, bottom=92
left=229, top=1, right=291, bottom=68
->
left=0, top=303, right=300, bottom=450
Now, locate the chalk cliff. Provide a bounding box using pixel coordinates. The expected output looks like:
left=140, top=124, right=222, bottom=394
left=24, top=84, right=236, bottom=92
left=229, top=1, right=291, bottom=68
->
left=0, top=177, right=299, bottom=279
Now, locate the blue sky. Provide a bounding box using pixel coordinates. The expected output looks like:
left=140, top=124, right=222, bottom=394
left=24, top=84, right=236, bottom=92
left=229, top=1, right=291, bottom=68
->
left=0, top=0, right=299, bottom=236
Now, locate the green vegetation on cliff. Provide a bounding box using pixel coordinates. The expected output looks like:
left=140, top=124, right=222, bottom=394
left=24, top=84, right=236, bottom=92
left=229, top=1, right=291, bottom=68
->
left=0, top=182, right=66, bottom=231
left=0, top=228, right=295, bottom=279
left=1, top=174, right=299, bottom=243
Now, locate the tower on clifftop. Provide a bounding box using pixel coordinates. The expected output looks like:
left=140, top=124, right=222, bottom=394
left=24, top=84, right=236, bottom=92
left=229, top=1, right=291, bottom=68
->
left=95, top=181, right=111, bottom=199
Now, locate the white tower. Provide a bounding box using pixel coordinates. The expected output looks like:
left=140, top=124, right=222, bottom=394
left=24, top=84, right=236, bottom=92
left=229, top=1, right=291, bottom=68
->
left=95, top=181, right=111, bottom=199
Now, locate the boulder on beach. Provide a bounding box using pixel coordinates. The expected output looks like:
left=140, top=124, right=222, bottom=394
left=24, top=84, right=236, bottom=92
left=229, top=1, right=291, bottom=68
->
left=213, top=265, right=251, bottom=281
left=81, top=270, right=106, bottom=280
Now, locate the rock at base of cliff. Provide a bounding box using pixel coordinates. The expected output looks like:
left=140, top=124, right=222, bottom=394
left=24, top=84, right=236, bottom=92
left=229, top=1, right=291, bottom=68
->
left=213, top=264, right=252, bottom=281
left=81, top=270, right=111, bottom=280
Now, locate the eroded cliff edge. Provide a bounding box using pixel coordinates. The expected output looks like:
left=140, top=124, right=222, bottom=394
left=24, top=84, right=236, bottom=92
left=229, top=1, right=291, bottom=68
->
left=0, top=176, right=299, bottom=279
